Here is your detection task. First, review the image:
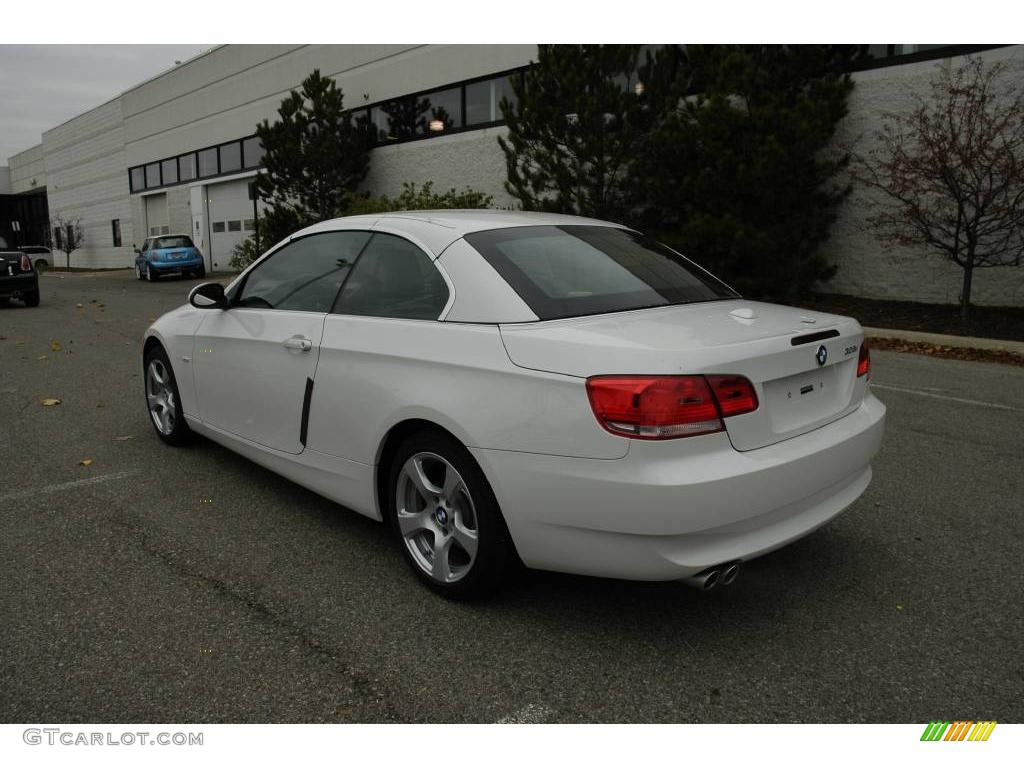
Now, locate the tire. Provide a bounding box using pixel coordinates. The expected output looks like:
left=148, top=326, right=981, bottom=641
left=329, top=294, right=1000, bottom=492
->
left=34, top=259, right=48, bottom=274
left=386, top=430, right=515, bottom=599
left=146, top=264, right=158, bottom=282
left=134, top=263, right=143, bottom=280
left=143, top=345, right=194, bottom=446
left=196, top=265, right=207, bottom=279
left=23, top=289, right=40, bottom=307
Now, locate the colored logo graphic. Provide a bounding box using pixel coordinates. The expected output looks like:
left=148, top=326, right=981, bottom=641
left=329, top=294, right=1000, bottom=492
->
left=920, top=721, right=997, bottom=741
left=815, top=345, right=828, bottom=366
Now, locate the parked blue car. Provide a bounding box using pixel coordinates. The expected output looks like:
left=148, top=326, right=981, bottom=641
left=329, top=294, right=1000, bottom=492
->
left=134, top=234, right=206, bottom=281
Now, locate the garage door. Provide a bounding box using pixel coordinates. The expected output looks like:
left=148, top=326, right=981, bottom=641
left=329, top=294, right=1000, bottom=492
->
left=145, top=194, right=169, bottom=236
left=208, top=179, right=256, bottom=269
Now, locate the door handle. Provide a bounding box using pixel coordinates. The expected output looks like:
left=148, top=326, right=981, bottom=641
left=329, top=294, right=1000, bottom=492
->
left=283, top=336, right=313, bottom=352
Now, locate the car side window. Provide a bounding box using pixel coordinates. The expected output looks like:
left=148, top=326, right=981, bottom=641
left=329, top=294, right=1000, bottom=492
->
left=333, top=233, right=449, bottom=320
left=236, top=231, right=372, bottom=312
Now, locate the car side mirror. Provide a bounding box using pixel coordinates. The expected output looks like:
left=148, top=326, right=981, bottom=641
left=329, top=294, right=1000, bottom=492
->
left=189, top=282, right=228, bottom=309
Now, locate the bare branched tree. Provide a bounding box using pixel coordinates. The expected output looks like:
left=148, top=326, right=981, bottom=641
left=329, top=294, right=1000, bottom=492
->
left=852, top=56, right=1024, bottom=320
left=51, top=215, right=84, bottom=270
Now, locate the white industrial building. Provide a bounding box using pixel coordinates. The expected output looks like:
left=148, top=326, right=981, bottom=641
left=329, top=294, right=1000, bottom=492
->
left=5, top=43, right=1023, bottom=306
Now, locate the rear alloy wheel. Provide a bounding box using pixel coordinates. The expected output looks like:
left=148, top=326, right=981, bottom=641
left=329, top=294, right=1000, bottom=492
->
left=388, top=432, right=514, bottom=599
left=23, top=289, right=40, bottom=307
left=144, top=347, right=193, bottom=446
left=34, top=259, right=48, bottom=274
left=146, top=264, right=158, bottom=282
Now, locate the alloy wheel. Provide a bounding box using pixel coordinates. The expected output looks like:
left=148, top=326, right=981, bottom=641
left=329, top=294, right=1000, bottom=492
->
left=395, top=452, right=480, bottom=584
left=146, top=358, right=176, bottom=435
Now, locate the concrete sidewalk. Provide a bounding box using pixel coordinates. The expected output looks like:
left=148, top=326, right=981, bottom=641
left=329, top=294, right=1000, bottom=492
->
left=864, top=326, right=1024, bottom=355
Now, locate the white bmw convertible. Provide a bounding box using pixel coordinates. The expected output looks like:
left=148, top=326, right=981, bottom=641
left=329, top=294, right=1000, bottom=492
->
left=142, top=211, right=885, bottom=598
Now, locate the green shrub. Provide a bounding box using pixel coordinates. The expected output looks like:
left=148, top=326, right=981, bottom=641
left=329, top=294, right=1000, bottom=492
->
left=229, top=237, right=261, bottom=272
left=345, top=182, right=493, bottom=215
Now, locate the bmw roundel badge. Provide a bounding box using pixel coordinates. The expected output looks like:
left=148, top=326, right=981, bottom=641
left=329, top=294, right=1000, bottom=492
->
left=815, top=345, right=828, bottom=367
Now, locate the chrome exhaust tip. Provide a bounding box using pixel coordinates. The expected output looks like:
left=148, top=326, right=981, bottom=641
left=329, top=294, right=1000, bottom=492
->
left=720, top=562, right=741, bottom=586
left=682, top=568, right=721, bottom=591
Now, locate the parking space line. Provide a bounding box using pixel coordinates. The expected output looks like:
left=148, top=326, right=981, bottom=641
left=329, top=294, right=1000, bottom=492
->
left=871, top=383, right=1024, bottom=413
left=0, top=471, right=138, bottom=503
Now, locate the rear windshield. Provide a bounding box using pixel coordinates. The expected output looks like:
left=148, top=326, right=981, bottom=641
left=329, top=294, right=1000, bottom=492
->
left=463, top=225, right=738, bottom=320
left=152, top=236, right=194, bottom=249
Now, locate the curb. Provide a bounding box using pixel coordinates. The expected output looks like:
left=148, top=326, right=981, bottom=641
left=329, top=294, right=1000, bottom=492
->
left=864, top=326, right=1024, bottom=355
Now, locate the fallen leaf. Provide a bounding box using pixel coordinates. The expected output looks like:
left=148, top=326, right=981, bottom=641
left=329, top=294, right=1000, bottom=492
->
left=113, top=435, right=134, bottom=442
left=76, top=303, right=83, bottom=308
left=89, top=299, right=97, bottom=304
left=895, top=604, right=904, bottom=611
left=96, top=403, right=104, bottom=408
left=79, top=459, right=93, bottom=467
left=38, top=355, right=47, bottom=360
left=50, top=340, right=62, bottom=352
left=15, top=341, right=25, bottom=346
left=41, top=398, right=62, bottom=406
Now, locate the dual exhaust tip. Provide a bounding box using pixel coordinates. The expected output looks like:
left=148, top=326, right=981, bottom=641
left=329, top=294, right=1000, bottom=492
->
left=682, top=562, right=741, bottom=591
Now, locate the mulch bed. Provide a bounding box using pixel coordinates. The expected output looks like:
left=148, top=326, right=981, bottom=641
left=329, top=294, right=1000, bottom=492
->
left=867, top=337, right=1024, bottom=367
left=795, top=293, right=1024, bottom=342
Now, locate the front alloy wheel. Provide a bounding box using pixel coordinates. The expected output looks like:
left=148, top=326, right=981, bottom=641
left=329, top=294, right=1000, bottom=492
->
left=143, top=347, right=193, bottom=446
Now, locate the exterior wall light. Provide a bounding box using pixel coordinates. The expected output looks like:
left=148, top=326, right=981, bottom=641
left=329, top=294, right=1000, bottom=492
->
left=428, top=119, right=446, bottom=132
left=634, top=81, right=645, bottom=96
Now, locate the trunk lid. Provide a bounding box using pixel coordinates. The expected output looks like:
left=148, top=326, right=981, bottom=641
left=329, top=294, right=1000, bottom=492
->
left=499, top=299, right=868, bottom=451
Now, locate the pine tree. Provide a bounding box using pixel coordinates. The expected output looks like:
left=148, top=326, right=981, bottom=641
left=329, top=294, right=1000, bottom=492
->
left=499, top=45, right=680, bottom=220
left=255, top=70, right=372, bottom=245
left=635, top=45, right=857, bottom=299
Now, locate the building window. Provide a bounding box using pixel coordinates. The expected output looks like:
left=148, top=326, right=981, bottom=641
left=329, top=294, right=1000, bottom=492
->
left=421, top=87, right=462, bottom=133
left=198, top=147, right=218, bottom=177
left=227, top=220, right=242, bottom=232
left=212, top=221, right=225, bottom=233
left=243, top=219, right=256, bottom=231
left=466, top=74, right=518, bottom=125
left=242, top=136, right=263, bottom=168
left=53, top=226, right=63, bottom=250
left=111, top=219, right=122, bottom=247
left=161, top=158, right=178, bottom=185
left=219, top=142, right=242, bottom=173
left=130, top=167, right=145, bottom=192
left=145, top=163, right=160, bottom=188
left=179, top=153, right=197, bottom=181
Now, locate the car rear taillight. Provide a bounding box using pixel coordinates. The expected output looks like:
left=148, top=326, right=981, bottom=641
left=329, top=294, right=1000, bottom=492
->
left=20, top=254, right=31, bottom=272
left=706, top=375, right=759, bottom=418
left=857, top=340, right=871, bottom=379
left=586, top=374, right=759, bottom=440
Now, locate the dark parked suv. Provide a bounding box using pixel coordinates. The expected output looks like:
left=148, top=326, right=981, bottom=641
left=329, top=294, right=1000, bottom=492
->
left=0, top=234, right=40, bottom=307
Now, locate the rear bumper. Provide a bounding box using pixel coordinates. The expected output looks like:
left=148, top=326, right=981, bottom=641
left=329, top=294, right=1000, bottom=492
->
left=151, top=258, right=203, bottom=273
left=472, top=393, right=886, bottom=581
left=0, top=272, right=38, bottom=297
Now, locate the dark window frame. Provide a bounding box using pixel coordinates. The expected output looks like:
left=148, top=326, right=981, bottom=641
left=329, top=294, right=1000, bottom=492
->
left=111, top=219, right=122, bottom=247
left=231, top=230, right=375, bottom=313
left=464, top=225, right=739, bottom=321
left=330, top=231, right=451, bottom=321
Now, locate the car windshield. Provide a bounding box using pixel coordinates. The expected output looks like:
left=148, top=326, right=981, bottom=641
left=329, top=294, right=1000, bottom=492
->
left=463, top=225, right=739, bottom=320
left=152, top=236, right=194, bottom=249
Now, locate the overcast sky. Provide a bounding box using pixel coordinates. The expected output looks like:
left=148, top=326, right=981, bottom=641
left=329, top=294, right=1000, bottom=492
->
left=0, top=45, right=212, bottom=164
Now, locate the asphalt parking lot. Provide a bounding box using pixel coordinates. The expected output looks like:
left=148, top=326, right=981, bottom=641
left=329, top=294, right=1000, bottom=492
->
left=1, top=270, right=1022, bottom=723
